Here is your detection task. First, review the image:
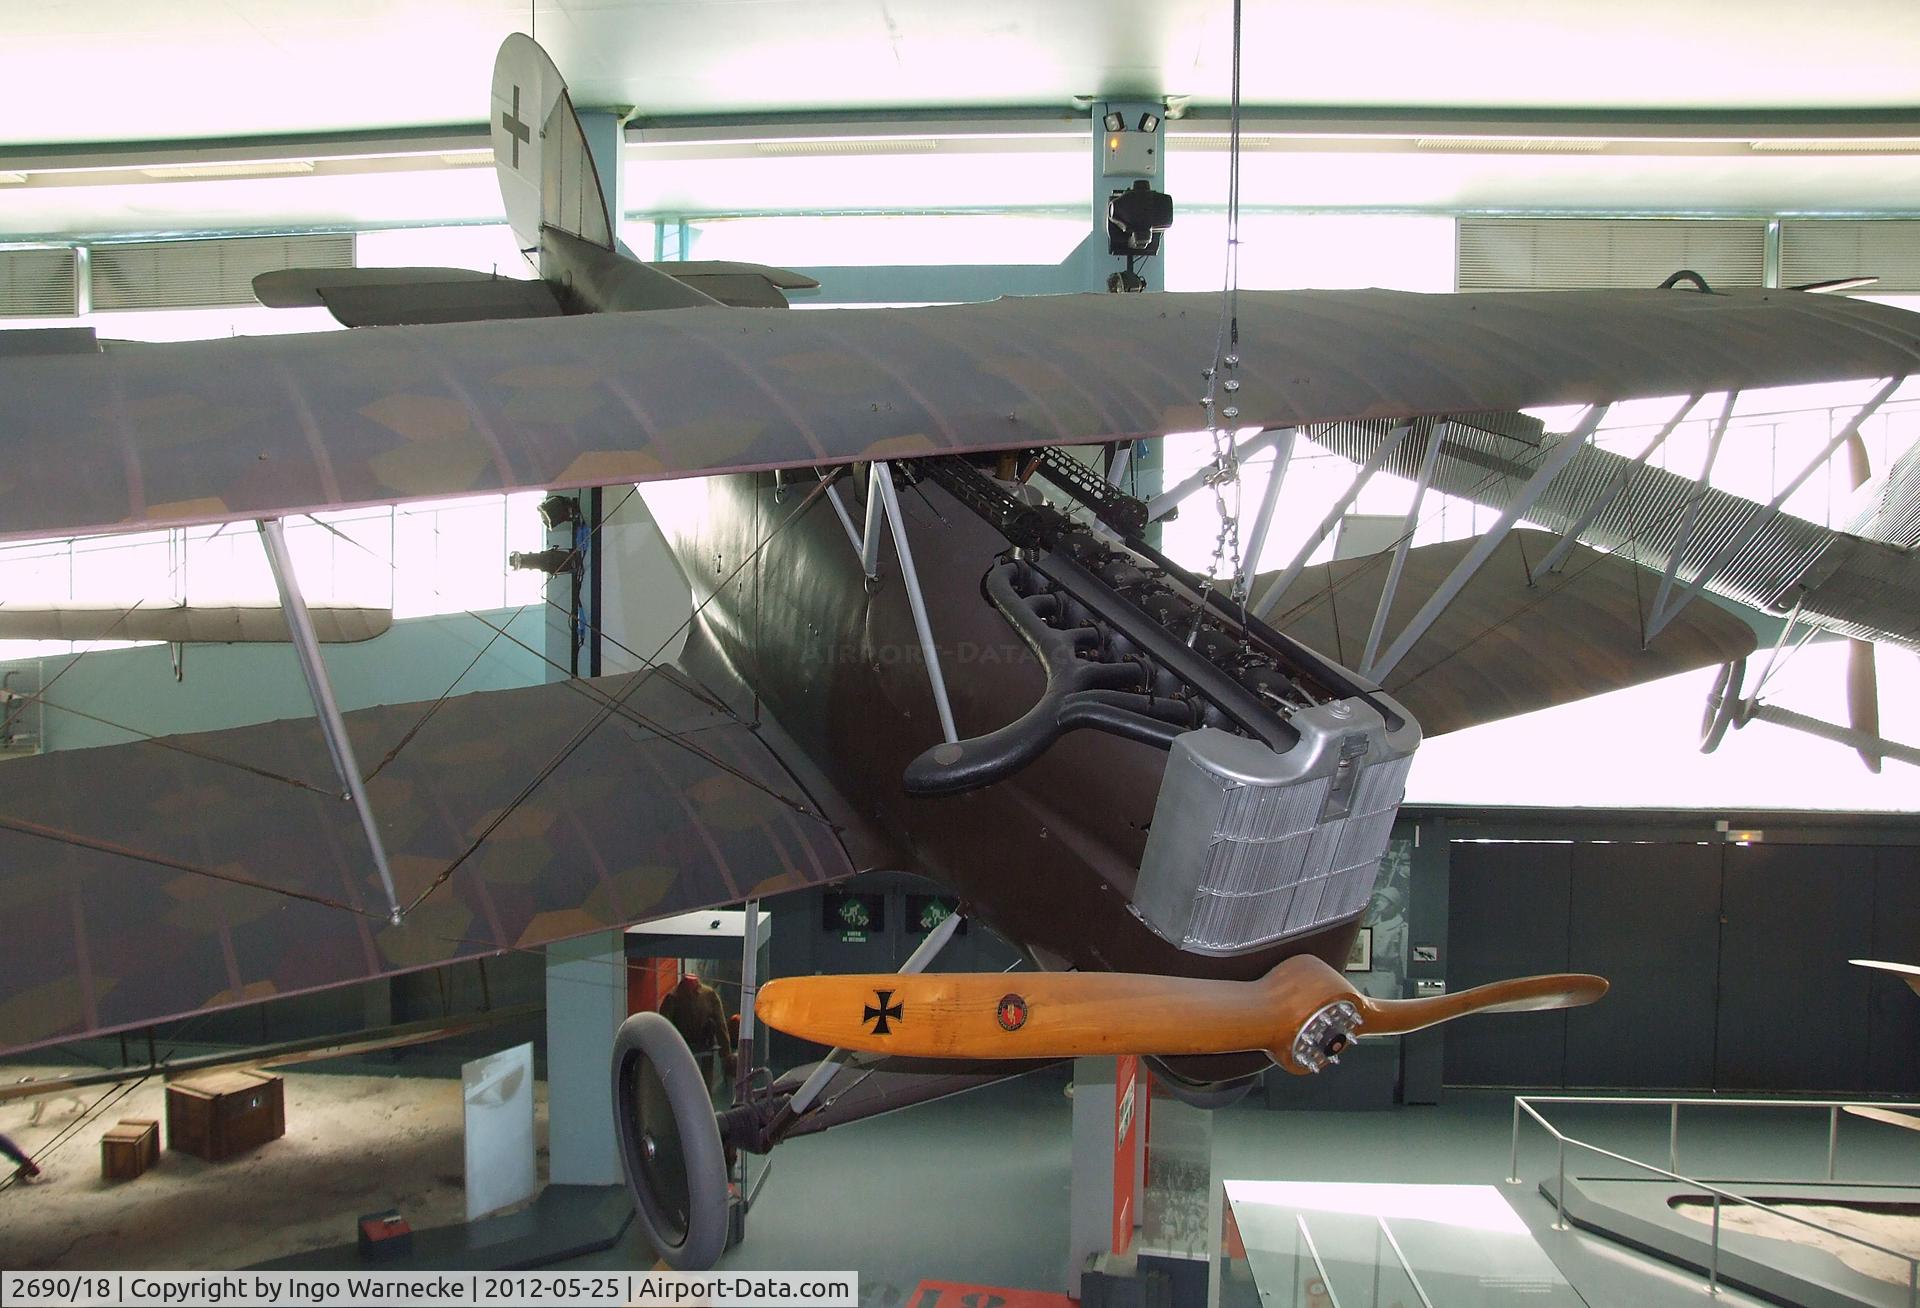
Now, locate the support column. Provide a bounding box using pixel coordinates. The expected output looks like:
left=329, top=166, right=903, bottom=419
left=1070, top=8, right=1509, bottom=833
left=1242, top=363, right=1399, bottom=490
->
left=553, top=106, right=630, bottom=683
left=546, top=930, right=627, bottom=1186
left=1068, top=1056, right=1122, bottom=1294
left=1401, top=816, right=1450, bottom=1105
left=1067, top=1055, right=1150, bottom=1296
left=1085, top=99, right=1169, bottom=528
left=540, top=498, right=585, bottom=683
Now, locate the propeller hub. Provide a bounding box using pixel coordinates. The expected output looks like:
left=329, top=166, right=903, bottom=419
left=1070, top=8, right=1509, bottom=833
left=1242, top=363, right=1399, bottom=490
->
left=1292, top=999, right=1363, bottom=1074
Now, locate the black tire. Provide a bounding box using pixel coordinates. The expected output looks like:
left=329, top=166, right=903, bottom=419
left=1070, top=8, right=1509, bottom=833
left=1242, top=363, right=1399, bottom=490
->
left=611, top=1013, right=730, bottom=1270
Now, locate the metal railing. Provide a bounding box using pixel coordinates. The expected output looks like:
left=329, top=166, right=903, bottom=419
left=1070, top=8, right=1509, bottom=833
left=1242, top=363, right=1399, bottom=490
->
left=1278, top=1210, right=1432, bottom=1308
left=1509, top=1094, right=1920, bottom=1305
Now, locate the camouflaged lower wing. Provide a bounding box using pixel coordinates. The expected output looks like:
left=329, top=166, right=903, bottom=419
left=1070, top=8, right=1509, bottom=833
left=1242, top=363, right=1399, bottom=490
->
left=1258, top=530, right=1761, bottom=736
left=0, top=668, right=854, bottom=1054
left=0, top=287, right=1918, bottom=542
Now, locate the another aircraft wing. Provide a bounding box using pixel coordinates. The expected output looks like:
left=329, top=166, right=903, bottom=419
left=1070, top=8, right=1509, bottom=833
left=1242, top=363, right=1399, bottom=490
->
left=1259, top=530, right=1760, bottom=736
left=0, top=665, right=857, bottom=1055
left=0, top=287, right=1916, bottom=543
left=1852, top=958, right=1920, bottom=997
left=0, top=602, right=391, bottom=643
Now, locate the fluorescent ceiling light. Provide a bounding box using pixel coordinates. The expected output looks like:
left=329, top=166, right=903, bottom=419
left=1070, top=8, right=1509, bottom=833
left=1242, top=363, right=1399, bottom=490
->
left=138, top=160, right=317, bottom=180
left=754, top=138, right=939, bottom=156
left=1414, top=138, right=1608, bottom=153
left=1750, top=138, right=1920, bottom=153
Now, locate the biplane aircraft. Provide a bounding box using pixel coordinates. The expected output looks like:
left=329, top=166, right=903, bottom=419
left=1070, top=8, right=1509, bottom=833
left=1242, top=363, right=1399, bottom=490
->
left=2, top=33, right=1919, bottom=1268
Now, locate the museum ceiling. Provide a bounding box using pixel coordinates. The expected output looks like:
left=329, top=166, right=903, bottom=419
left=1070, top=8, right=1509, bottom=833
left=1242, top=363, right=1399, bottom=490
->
left=5, top=0, right=1920, bottom=150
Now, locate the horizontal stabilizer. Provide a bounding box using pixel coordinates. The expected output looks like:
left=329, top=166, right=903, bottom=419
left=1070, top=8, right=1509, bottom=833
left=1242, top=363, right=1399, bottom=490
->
left=0, top=327, right=98, bottom=357
left=649, top=261, right=820, bottom=309
left=755, top=955, right=1605, bottom=1073
left=0, top=603, right=391, bottom=644
left=254, top=267, right=562, bottom=327
left=1259, top=529, right=1759, bottom=736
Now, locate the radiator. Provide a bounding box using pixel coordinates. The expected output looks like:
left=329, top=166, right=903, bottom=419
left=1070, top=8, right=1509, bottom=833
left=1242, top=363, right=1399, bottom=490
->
left=1131, top=699, right=1416, bottom=956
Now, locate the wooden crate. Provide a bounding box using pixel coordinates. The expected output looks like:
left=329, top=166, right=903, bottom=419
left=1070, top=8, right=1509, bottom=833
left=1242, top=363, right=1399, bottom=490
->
left=100, top=1117, right=159, bottom=1181
left=165, top=1069, right=285, bottom=1162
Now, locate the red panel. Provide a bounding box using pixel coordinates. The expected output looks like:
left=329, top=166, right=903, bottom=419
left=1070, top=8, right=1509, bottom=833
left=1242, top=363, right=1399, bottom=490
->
left=911, top=1282, right=1073, bottom=1308
left=1112, top=1055, right=1141, bottom=1256
left=627, top=958, right=680, bottom=1016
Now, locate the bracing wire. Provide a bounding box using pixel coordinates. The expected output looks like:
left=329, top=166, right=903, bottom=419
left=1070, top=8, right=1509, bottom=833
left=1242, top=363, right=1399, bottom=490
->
left=0, top=477, right=842, bottom=931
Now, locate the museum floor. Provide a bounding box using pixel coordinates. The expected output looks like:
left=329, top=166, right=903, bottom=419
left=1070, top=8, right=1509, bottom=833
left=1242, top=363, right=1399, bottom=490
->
left=8, top=1056, right=1918, bottom=1306
left=560, top=1067, right=1920, bottom=1307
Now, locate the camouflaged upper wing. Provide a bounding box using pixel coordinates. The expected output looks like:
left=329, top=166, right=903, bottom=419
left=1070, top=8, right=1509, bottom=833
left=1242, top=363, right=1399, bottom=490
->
left=0, top=666, right=855, bottom=1054
left=0, top=287, right=1917, bottom=542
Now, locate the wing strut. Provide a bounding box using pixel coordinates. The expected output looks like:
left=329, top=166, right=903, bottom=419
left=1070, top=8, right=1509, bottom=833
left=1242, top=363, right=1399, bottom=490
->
left=1366, top=405, right=1608, bottom=682
left=1149, top=426, right=1295, bottom=523
left=1537, top=393, right=1700, bottom=576
left=863, top=463, right=958, bottom=745
left=1360, top=420, right=1449, bottom=673
left=1233, top=428, right=1296, bottom=594
left=1252, top=422, right=1416, bottom=620
left=1644, top=376, right=1904, bottom=643
left=777, top=904, right=965, bottom=1123
left=1646, top=392, right=1739, bottom=639
left=258, top=517, right=403, bottom=924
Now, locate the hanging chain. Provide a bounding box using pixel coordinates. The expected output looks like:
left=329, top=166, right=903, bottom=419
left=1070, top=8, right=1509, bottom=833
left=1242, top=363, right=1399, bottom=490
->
left=1193, top=0, right=1249, bottom=619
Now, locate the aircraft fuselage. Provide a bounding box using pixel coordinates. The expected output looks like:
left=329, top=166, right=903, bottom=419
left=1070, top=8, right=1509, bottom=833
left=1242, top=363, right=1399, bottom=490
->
left=641, top=468, right=1359, bottom=1084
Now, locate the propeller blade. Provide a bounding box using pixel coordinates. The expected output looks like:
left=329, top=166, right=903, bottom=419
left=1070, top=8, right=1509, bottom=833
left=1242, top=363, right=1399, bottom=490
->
left=755, top=954, right=1606, bottom=1075
left=1836, top=431, right=1884, bottom=773
left=1848, top=638, right=1884, bottom=773
left=1791, top=276, right=1881, bottom=295
left=1845, top=1105, right=1920, bottom=1133
left=1350, top=972, right=1609, bottom=1035
left=1845, top=431, right=1873, bottom=491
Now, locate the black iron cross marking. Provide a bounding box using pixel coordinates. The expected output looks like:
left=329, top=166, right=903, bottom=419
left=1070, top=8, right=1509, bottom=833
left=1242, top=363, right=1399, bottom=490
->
left=863, top=989, right=903, bottom=1036
left=501, top=85, right=531, bottom=169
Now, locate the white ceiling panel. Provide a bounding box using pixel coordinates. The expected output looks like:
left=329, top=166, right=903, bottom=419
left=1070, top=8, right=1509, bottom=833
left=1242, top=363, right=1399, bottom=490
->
left=5, top=1, right=1920, bottom=149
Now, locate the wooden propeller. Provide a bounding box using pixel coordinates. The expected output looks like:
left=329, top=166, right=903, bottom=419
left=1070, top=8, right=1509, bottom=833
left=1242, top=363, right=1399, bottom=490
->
left=755, top=954, right=1606, bottom=1075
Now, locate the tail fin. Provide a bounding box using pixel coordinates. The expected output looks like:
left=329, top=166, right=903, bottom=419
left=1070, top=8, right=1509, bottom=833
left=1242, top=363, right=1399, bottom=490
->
left=491, top=33, right=614, bottom=263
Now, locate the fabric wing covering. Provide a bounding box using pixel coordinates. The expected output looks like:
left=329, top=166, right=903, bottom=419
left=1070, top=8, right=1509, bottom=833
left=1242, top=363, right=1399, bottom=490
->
left=1258, top=530, right=1760, bottom=736
left=0, top=667, right=852, bottom=1054
left=1, top=288, right=1918, bottom=543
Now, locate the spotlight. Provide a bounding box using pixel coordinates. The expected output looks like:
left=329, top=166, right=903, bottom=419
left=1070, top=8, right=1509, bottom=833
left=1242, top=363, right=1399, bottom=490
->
left=508, top=547, right=582, bottom=575
left=1138, top=111, right=1161, bottom=133
left=1107, top=178, right=1174, bottom=257
left=537, top=493, right=580, bottom=531
left=1102, top=111, right=1126, bottom=134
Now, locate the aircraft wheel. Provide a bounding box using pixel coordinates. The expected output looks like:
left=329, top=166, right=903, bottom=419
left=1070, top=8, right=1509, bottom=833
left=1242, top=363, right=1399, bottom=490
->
left=612, top=1013, right=730, bottom=1270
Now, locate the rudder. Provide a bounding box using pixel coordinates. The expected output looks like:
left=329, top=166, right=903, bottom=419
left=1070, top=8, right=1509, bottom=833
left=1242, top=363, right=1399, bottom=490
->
left=491, top=33, right=614, bottom=261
